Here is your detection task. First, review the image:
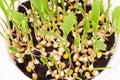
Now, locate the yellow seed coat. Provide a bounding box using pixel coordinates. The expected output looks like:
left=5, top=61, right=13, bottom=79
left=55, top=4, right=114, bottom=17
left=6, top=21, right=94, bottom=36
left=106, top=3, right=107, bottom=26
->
left=32, top=73, right=38, bottom=80
left=63, top=53, right=69, bottom=59
left=26, top=66, right=32, bottom=72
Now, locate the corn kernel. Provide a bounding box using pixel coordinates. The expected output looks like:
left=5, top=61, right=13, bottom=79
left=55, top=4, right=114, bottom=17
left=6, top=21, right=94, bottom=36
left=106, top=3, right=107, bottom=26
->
left=88, top=64, right=93, bottom=71
left=28, top=61, right=35, bottom=70
left=60, top=71, right=65, bottom=77
left=17, top=58, right=24, bottom=63
left=32, top=73, right=38, bottom=80
left=73, top=58, right=77, bottom=62
left=54, top=54, right=61, bottom=61
left=55, top=74, right=60, bottom=79
left=79, top=69, right=83, bottom=73
left=58, top=6, right=62, bottom=12
left=97, top=51, right=103, bottom=58
left=88, top=48, right=93, bottom=53
left=15, top=53, right=21, bottom=58
left=58, top=47, right=65, bottom=53
left=54, top=17, right=57, bottom=21
left=68, top=0, right=74, bottom=2
left=61, top=62, right=66, bottom=68
left=52, top=70, right=57, bottom=77
left=89, top=54, right=95, bottom=62
left=48, top=61, right=54, bottom=66
left=26, top=66, right=32, bottom=72
left=85, top=72, right=90, bottom=78
left=41, top=47, right=45, bottom=52
left=58, top=44, right=63, bottom=48
left=63, top=53, right=69, bottom=59
left=46, top=70, right=52, bottom=76
left=69, top=69, right=73, bottom=75
left=9, top=51, right=15, bottom=56
left=99, top=17, right=104, bottom=22
left=36, top=44, right=42, bottom=48
left=46, top=42, right=51, bottom=47
left=82, top=65, right=87, bottom=70
left=69, top=5, right=74, bottom=10
left=40, top=40, right=47, bottom=45
left=73, top=54, right=79, bottom=62
left=92, top=70, right=99, bottom=76
left=85, top=13, right=89, bottom=17
left=33, top=59, right=39, bottom=64
left=75, top=61, right=81, bottom=66
left=74, top=67, right=79, bottom=73
left=59, top=14, right=63, bottom=20
left=55, top=30, right=61, bottom=35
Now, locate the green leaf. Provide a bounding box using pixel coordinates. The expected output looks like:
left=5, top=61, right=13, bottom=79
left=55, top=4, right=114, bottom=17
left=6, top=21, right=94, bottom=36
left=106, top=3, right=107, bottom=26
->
left=9, top=10, right=25, bottom=23
left=51, top=0, right=56, bottom=12
left=65, top=47, right=72, bottom=66
left=94, top=66, right=111, bottom=70
left=10, top=0, right=17, bottom=9
left=65, top=69, right=71, bottom=76
left=0, top=0, right=8, bottom=19
left=48, top=56, right=54, bottom=61
left=40, top=57, right=48, bottom=64
left=108, top=0, right=111, bottom=8
left=74, top=35, right=80, bottom=52
left=104, top=0, right=111, bottom=17
left=61, top=0, right=66, bottom=15
left=48, top=56, right=56, bottom=63
left=40, top=57, right=50, bottom=69
left=0, top=31, right=10, bottom=45
left=76, top=77, right=82, bottom=80
left=112, top=6, right=120, bottom=35
left=83, top=18, right=90, bottom=39
left=65, top=47, right=70, bottom=55
left=0, top=32, right=7, bottom=40
left=99, top=1, right=104, bottom=13
left=9, top=46, right=20, bottom=53
left=37, top=29, right=62, bottom=42
left=45, top=31, right=62, bottom=41
left=76, top=5, right=85, bottom=17
left=9, top=46, right=22, bottom=57
left=91, top=0, right=100, bottom=33
left=63, top=12, right=77, bottom=39
left=21, top=18, right=29, bottom=33
left=30, top=0, right=50, bottom=21
left=94, top=40, right=106, bottom=51
left=30, top=0, right=46, bottom=21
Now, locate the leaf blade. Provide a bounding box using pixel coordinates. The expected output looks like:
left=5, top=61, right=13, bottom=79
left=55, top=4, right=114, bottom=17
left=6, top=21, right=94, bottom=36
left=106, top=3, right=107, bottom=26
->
left=91, top=0, right=100, bottom=33
left=94, top=40, right=106, bottom=51
left=112, top=6, right=120, bottom=35
left=63, top=12, right=77, bottom=39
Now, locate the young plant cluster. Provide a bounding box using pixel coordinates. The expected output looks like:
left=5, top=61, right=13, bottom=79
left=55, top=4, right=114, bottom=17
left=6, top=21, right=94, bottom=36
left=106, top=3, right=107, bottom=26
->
left=0, top=0, right=120, bottom=80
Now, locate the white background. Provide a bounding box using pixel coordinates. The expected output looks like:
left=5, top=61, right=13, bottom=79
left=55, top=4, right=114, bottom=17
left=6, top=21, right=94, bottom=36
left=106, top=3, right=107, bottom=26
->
left=0, top=0, right=120, bottom=80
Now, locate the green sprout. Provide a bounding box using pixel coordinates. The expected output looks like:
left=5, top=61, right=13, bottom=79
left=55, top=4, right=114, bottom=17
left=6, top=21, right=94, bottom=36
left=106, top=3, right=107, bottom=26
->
left=74, top=34, right=80, bottom=53
left=40, top=57, right=51, bottom=70
left=91, top=0, right=101, bottom=34
left=94, top=66, right=111, bottom=70
left=61, top=0, right=66, bottom=15
left=112, top=6, right=120, bottom=35
left=62, top=12, right=77, bottom=39
left=9, top=46, right=22, bottom=57
left=48, top=56, right=62, bottom=77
